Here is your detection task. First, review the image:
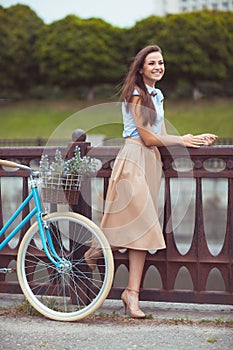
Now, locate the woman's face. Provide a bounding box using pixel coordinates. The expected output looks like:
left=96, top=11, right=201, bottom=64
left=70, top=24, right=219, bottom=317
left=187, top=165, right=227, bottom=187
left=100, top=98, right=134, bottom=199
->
left=140, top=51, right=165, bottom=87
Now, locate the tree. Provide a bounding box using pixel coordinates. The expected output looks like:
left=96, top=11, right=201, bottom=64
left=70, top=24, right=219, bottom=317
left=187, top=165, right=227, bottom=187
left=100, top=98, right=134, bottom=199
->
left=128, top=16, right=167, bottom=54
left=131, top=11, right=233, bottom=97
left=0, top=6, right=11, bottom=95
left=36, top=15, right=126, bottom=99
left=1, top=5, right=232, bottom=99
left=0, top=5, right=44, bottom=97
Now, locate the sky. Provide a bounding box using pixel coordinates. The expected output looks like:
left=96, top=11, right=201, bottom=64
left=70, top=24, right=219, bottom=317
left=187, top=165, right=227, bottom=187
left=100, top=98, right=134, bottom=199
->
left=0, top=0, right=156, bottom=28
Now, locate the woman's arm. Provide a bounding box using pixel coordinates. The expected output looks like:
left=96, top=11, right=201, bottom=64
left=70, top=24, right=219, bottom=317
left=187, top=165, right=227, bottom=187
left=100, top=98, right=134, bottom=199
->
left=160, top=121, right=217, bottom=147
left=130, top=97, right=205, bottom=148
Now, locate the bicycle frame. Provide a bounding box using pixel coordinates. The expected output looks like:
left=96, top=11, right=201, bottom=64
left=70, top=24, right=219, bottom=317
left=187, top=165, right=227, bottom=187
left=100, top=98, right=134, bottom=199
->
left=0, top=172, right=62, bottom=267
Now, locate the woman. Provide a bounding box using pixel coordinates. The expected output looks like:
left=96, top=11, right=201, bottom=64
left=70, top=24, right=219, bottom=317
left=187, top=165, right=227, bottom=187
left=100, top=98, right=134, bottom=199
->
left=85, top=45, right=217, bottom=318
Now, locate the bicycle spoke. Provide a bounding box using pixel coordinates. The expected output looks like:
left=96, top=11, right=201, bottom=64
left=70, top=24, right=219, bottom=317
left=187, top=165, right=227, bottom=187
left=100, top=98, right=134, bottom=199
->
left=17, top=212, right=113, bottom=321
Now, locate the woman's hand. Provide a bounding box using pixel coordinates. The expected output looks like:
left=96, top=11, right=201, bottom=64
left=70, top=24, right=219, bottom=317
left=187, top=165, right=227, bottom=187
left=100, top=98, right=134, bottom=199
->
left=181, top=134, right=205, bottom=148
left=197, top=133, right=218, bottom=146
left=181, top=133, right=218, bottom=147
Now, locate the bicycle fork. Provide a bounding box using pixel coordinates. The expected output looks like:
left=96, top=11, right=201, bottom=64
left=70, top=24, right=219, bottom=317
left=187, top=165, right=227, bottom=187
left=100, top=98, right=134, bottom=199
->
left=38, top=214, right=72, bottom=273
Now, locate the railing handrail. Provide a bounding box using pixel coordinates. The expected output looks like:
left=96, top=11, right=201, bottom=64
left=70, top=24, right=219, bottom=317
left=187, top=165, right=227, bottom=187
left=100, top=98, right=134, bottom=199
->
left=0, top=137, right=232, bottom=147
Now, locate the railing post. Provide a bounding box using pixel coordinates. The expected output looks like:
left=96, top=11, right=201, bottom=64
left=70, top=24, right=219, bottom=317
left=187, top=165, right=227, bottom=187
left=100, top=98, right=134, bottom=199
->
left=67, top=129, right=92, bottom=219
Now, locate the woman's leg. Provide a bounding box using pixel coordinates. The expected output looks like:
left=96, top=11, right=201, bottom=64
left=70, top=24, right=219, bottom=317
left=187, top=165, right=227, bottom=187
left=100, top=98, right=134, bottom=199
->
left=121, top=249, right=147, bottom=317
left=127, top=249, right=147, bottom=291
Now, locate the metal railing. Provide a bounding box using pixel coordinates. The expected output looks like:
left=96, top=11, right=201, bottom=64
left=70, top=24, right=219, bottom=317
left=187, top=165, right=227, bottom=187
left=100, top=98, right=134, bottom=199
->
left=0, top=130, right=232, bottom=305
left=0, top=137, right=232, bottom=147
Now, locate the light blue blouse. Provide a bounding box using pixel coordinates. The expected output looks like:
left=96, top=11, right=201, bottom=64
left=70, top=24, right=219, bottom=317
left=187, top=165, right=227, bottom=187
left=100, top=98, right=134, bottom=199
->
left=122, top=85, right=164, bottom=138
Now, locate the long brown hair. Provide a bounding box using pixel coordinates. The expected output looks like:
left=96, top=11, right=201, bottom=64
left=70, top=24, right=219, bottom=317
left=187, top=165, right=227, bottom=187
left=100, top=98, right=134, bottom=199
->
left=120, top=45, right=163, bottom=126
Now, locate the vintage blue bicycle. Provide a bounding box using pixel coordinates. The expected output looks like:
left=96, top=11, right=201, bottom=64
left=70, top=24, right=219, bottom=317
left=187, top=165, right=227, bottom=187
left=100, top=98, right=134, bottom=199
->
left=0, top=159, right=114, bottom=321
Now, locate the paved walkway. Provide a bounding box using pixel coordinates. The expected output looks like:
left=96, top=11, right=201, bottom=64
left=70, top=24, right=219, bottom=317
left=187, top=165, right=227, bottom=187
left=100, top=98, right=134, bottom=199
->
left=0, top=294, right=233, bottom=350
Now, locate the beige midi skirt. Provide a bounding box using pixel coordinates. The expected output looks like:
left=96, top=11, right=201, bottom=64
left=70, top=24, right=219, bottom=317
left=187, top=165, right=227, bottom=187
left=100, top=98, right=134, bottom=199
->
left=100, top=138, right=166, bottom=251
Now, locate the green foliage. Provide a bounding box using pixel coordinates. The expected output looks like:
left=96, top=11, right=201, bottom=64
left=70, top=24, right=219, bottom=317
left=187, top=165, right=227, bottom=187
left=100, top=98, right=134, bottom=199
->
left=129, top=16, right=167, bottom=54
left=131, top=10, right=233, bottom=87
left=0, top=5, right=44, bottom=96
left=16, top=298, right=40, bottom=316
left=0, top=4, right=233, bottom=99
left=36, top=16, right=126, bottom=90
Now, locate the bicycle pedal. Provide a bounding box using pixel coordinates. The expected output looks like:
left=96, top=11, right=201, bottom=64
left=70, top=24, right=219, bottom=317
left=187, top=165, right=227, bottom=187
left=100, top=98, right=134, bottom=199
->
left=0, top=268, right=16, bottom=274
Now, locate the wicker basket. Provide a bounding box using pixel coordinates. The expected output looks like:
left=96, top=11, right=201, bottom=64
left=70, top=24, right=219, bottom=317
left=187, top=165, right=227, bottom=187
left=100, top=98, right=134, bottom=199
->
left=41, top=173, right=82, bottom=205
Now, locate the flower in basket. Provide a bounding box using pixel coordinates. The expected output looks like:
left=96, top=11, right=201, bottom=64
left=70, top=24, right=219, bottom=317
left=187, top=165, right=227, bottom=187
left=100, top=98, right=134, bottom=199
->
left=62, top=146, right=98, bottom=177
left=39, top=146, right=98, bottom=195
left=40, top=146, right=97, bottom=176
left=39, top=149, right=64, bottom=188
left=40, top=149, right=64, bottom=178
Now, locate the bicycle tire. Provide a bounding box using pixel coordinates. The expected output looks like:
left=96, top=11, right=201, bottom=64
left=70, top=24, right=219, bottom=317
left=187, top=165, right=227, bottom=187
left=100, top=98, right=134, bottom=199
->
left=17, top=212, right=114, bottom=322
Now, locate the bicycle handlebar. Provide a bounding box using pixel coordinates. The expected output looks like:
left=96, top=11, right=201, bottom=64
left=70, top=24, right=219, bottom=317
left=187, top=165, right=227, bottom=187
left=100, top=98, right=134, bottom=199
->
left=0, top=159, right=31, bottom=172
left=0, top=159, right=18, bottom=168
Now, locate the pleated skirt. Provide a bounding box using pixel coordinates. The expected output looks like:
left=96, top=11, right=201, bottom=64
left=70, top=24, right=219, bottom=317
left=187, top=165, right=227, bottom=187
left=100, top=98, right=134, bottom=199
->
left=100, top=138, right=166, bottom=251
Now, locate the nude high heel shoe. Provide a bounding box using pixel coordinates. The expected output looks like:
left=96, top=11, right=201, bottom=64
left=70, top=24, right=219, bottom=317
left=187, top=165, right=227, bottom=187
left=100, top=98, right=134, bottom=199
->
left=121, top=288, right=145, bottom=318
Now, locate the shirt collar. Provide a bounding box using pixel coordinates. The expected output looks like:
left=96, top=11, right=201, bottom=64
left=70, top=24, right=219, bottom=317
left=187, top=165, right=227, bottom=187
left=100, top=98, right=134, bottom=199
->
left=146, top=84, right=157, bottom=96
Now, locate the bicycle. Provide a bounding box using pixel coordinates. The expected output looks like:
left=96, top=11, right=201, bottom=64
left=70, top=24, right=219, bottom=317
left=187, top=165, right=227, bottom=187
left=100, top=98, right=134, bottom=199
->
left=0, top=159, right=114, bottom=322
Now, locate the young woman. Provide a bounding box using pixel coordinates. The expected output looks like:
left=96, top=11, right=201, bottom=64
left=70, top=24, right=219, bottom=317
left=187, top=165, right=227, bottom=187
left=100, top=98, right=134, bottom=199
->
left=85, top=45, right=217, bottom=318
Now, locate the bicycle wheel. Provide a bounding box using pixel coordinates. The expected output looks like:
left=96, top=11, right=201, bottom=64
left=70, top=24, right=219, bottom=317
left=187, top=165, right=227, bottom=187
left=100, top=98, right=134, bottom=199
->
left=17, top=212, right=114, bottom=322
